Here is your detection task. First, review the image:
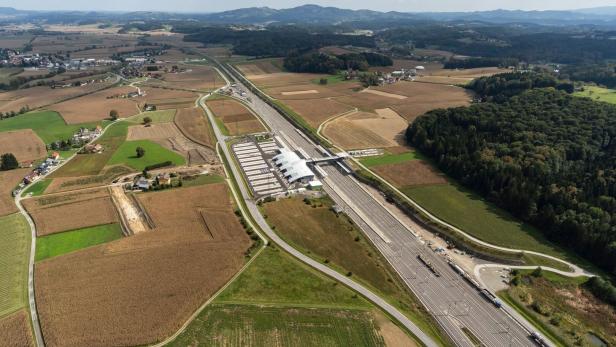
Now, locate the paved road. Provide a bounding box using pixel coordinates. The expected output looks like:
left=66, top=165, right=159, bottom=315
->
left=199, top=88, right=440, bottom=347
left=218, top=62, right=541, bottom=347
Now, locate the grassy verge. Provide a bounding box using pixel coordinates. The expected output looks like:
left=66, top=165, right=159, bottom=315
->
left=360, top=151, right=419, bottom=167
left=107, top=139, right=185, bottom=171
left=35, top=223, right=123, bottom=262
left=0, top=213, right=30, bottom=318
left=261, top=196, right=449, bottom=346
left=21, top=179, right=52, bottom=197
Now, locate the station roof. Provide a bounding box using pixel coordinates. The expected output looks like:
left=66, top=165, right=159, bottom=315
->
left=273, top=148, right=315, bottom=183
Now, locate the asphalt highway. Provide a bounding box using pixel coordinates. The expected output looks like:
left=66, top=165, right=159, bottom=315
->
left=221, top=63, right=538, bottom=347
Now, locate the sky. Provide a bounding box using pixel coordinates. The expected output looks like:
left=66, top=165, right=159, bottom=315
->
left=1, top=0, right=615, bottom=13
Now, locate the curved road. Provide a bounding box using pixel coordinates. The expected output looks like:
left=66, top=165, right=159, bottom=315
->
left=198, top=90, right=440, bottom=347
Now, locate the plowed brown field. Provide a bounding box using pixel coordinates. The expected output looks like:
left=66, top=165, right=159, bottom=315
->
left=207, top=99, right=265, bottom=135
left=0, top=168, right=30, bottom=216
left=51, top=86, right=139, bottom=124
left=0, top=129, right=46, bottom=163
left=0, top=83, right=110, bottom=114
left=174, top=107, right=214, bottom=148
left=35, top=183, right=251, bottom=347
left=0, top=309, right=35, bottom=347
left=23, top=188, right=119, bottom=236
left=372, top=160, right=447, bottom=187
left=284, top=98, right=354, bottom=127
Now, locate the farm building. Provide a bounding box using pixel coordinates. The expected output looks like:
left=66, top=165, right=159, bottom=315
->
left=273, top=148, right=315, bottom=184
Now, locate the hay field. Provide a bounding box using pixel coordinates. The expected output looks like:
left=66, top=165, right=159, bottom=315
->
left=139, top=87, right=197, bottom=110
left=207, top=99, right=265, bottom=135
left=127, top=122, right=183, bottom=141
left=51, top=86, right=139, bottom=124
left=0, top=83, right=111, bottom=114
left=158, top=65, right=224, bottom=91
left=0, top=129, right=47, bottom=163
left=0, top=213, right=30, bottom=318
left=175, top=107, right=214, bottom=148
left=236, top=58, right=283, bottom=77
left=35, top=184, right=251, bottom=347
left=0, top=168, right=30, bottom=216
left=323, top=109, right=408, bottom=149
left=373, top=160, right=447, bottom=187
left=23, top=188, right=119, bottom=236
left=0, top=310, right=35, bottom=347
left=284, top=98, right=354, bottom=127
left=44, top=166, right=132, bottom=194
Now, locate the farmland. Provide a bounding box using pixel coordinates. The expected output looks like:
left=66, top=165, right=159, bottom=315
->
left=35, top=223, right=123, bottom=261
left=0, top=213, right=30, bottom=318
left=137, top=86, right=197, bottom=110
left=261, top=197, right=444, bottom=344
left=0, top=129, right=46, bottom=163
left=107, top=139, right=186, bottom=171
left=360, top=151, right=417, bottom=167
left=23, top=188, right=119, bottom=236
left=128, top=109, right=176, bottom=124
left=206, top=98, right=266, bottom=135
left=22, top=179, right=52, bottom=197
left=34, top=183, right=252, bottom=347
left=175, top=107, right=215, bottom=148
left=0, top=168, right=30, bottom=216
left=499, top=270, right=615, bottom=347
left=373, top=160, right=447, bottom=187
left=149, top=65, right=225, bottom=91
left=50, top=85, right=139, bottom=124
left=172, top=247, right=418, bottom=347
left=283, top=98, right=354, bottom=127
left=44, top=165, right=132, bottom=193
left=0, top=310, right=35, bottom=347
left=0, top=110, right=107, bottom=143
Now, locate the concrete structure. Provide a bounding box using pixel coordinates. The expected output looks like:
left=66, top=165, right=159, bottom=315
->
left=272, top=148, right=315, bottom=183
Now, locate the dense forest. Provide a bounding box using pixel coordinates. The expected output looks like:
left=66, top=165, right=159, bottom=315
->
left=467, top=72, right=574, bottom=101
left=407, top=88, right=616, bottom=276
left=181, top=27, right=375, bottom=57
left=283, top=51, right=392, bottom=74
left=559, top=64, right=616, bottom=89
left=444, top=57, right=518, bottom=69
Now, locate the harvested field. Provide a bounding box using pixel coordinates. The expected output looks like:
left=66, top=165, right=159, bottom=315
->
left=0, top=310, right=35, bottom=347
left=284, top=98, right=354, bottom=127
left=361, top=88, right=408, bottom=100
left=0, top=129, right=45, bottom=163
left=0, top=168, right=30, bottom=216
left=372, top=160, right=447, bottom=187
left=0, top=83, right=110, bottom=114
left=139, top=87, right=197, bottom=110
left=127, top=122, right=183, bottom=141
left=23, top=188, right=119, bottom=236
left=71, top=45, right=153, bottom=59
left=45, top=165, right=133, bottom=194
left=323, top=109, right=407, bottom=149
left=0, top=213, right=30, bottom=318
left=281, top=89, right=319, bottom=96
left=51, top=86, right=139, bottom=124
left=319, top=45, right=356, bottom=55
left=248, top=72, right=325, bottom=89
left=35, top=184, right=251, bottom=347
left=207, top=99, right=265, bottom=135
left=174, top=107, right=215, bottom=148
left=236, top=59, right=283, bottom=77
left=157, top=65, right=224, bottom=91
left=267, top=83, right=350, bottom=100
left=334, top=92, right=403, bottom=112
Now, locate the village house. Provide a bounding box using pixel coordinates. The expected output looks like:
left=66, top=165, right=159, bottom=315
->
left=156, top=173, right=172, bottom=186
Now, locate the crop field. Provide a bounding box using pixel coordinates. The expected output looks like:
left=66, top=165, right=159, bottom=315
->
left=207, top=99, right=265, bottom=135
left=0, top=34, right=32, bottom=49
left=0, top=168, right=30, bottom=216
left=0, top=129, right=46, bottom=163
left=500, top=270, right=614, bottom=347
left=169, top=304, right=387, bottom=347
left=156, top=65, right=225, bottom=91
left=323, top=111, right=402, bottom=149
left=360, top=151, right=418, bottom=167
left=50, top=121, right=128, bottom=177
left=574, top=85, right=616, bottom=104
left=127, top=122, right=184, bottom=141
left=45, top=165, right=132, bottom=193
left=50, top=86, right=139, bottom=124
left=0, top=82, right=111, bottom=114
left=138, top=86, right=197, bottom=110
left=283, top=98, right=354, bottom=127
left=248, top=72, right=327, bottom=89
left=0, top=213, right=30, bottom=318
left=372, top=160, right=447, bottom=187
left=71, top=45, right=154, bottom=59
left=175, top=107, right=215, bottom=148
left=235, top=58, right=284, bottom=76
left=35, top=184, right=251, bottom=347
left=128, top=109, right=176, bottom=124
left=35, top=223, right=123, bottom=261
left=0, top=110, right=107, bottom=144
left=0, top=310, right=35, bottom=347
left=107, top=139, right=186, bottom=171
left=266, top=83, right=352, bottom=100
left=23, top=188, right=119, bottom=236
left=402, top=183, right=575, bottom=260
left=31, top=34, right=138, bottom=54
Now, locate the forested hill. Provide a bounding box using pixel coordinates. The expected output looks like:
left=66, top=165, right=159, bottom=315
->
left=407, top=89, right=616, bottom=275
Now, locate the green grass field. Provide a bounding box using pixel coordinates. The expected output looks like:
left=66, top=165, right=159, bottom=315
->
left=0, top=213, right=30, bottom=318
left=35, top=223, right=123, bottom=262
left=50, top=121, right=129, bottom=177
left=360, top=151, right=419, bottom=167
left=0, top=110, right=108, bottom=143
left=127, top=109, right=177, bottom=124
left=574, top=85, right=616, bottom=104
left=21, top=179, right=52, bottom=197
left=168, top=304, right=386, bottom=347
left=402, top=184, right=575, bottom=262
left=107, top=139, right=185, bottom=171
left=311, top=74, right=346, bottom=85
left=217, top=247, right=370, bottom=308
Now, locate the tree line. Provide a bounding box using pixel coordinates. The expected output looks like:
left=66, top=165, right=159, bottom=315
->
left=283, top=51, right=392, bottom=74
left=407, top=87, right=616, bottom=277
left=444, top=57, right=519, bottom=70
left=467, top=72, right=574, bottom=101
